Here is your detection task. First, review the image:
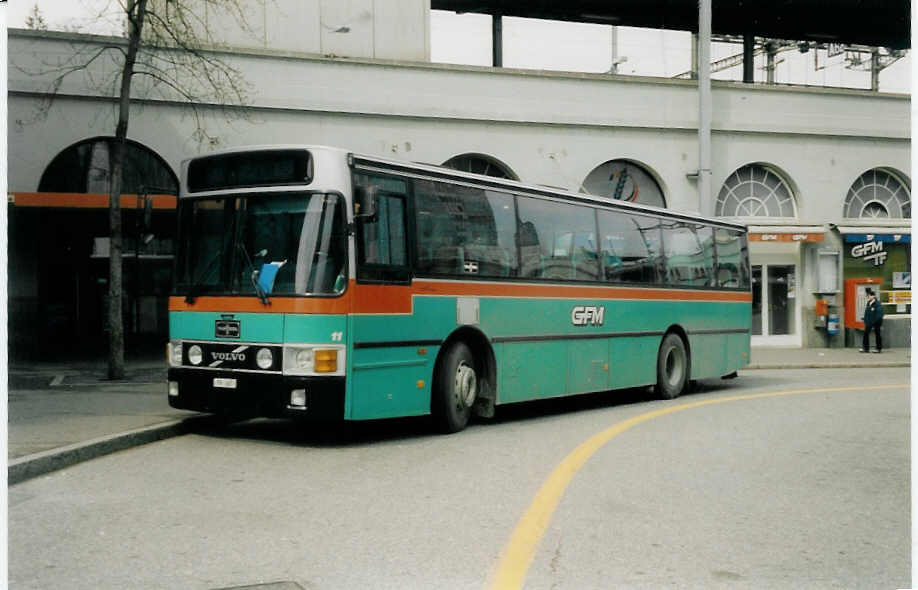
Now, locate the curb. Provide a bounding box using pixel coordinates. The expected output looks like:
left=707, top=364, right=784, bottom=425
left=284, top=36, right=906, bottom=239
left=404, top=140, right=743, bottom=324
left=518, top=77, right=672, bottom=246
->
left=746, top=362, right=910, bottom=370
left=8, top=415, right=213, bottom=485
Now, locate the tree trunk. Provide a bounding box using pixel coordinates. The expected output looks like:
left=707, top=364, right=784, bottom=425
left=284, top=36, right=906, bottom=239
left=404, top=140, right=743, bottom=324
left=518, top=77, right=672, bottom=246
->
left=107, top=0, right=148, bottom=380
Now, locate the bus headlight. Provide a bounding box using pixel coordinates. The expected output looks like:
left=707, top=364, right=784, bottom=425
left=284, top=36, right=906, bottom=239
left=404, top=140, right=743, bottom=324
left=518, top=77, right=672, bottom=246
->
left=188, top=345, right=203, bottom=366
left=295, top=349, right=314, bottom=371
left=169, top=340, right=183, bottom=367
left=256, top=347, right=274, bottom=369
left=283, top=345, right=344, bottom=375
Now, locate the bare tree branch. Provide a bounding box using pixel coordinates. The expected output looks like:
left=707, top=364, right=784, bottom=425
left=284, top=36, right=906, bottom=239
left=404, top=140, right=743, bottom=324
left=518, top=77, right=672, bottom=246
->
left=18, top=0, right=257, bottom=378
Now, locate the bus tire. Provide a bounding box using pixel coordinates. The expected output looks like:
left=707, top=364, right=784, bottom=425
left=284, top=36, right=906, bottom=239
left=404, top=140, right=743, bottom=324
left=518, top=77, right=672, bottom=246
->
left=433, top=342, right=478, bottom=433
left=655, top=333, right=689, bottom=400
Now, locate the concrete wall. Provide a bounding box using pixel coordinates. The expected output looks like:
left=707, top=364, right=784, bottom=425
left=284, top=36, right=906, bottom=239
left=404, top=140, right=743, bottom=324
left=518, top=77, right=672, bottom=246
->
left=8, top=29, right=910, bottom=216
left=145, top=0, right=429, bottom=60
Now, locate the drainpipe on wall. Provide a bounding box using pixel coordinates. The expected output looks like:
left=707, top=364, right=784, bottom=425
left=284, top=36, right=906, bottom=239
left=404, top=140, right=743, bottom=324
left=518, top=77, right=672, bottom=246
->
left=697, top=0, right=712, bottom=216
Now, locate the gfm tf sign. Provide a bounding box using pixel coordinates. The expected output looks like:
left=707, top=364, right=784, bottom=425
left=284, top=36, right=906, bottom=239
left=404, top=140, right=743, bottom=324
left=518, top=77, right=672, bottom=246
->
left=850, top=241, right=888, bottom=266
left=571, top=305, right=605, bottom=326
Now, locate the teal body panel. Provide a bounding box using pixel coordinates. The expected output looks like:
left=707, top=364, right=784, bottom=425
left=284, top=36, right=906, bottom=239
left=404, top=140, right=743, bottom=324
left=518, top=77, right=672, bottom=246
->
left=171, top=293, right=750, bottom=422
left=284, top=314, right=348, bottom=343
left=348, top=343, right=440, bottom=419
left=169, top=312, right=286, bottom=342
left=347, top=298, right=456, bottom=419
left=169, top=312, right=347, bottom=344
left=347, top=293, right=750, bottom=419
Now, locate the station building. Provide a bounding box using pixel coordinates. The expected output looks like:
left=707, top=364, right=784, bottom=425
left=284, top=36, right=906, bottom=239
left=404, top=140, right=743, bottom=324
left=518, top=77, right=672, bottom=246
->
left=6, top=1, right=911, bottom=359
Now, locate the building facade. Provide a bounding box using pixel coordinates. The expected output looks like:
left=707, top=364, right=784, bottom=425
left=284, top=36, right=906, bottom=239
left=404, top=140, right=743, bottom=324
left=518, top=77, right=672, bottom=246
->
left=6, top=7, right=911, bottom=358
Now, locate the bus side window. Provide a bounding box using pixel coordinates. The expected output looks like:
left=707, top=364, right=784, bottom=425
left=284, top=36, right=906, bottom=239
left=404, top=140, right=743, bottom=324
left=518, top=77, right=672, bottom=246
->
left=599, top=211, right=662, bottom=285
left=414, top=181, right=518, bottom=278
left=715, top=228, right=748, bottom=288
left=518, top=221, right=540, bottom=277
left=355, top=179, right=410, bottom=283
left=697, top=225, right=716, bottom=286
left=360, top=193, right=406, bottom=265
left=663, top=222, right=714, bottom=287
left=517, top=198, right=597, bottom=281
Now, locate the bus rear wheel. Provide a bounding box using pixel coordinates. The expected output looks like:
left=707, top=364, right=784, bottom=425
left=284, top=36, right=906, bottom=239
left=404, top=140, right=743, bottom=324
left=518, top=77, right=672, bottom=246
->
left=433, top=342, right=478, bottom=433
left=655, top=333, right=689, bottom=400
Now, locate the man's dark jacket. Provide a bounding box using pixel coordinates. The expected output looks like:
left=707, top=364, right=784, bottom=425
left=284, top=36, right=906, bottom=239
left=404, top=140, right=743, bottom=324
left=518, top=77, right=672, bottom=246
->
left=864, top=298, right=884, bottom=327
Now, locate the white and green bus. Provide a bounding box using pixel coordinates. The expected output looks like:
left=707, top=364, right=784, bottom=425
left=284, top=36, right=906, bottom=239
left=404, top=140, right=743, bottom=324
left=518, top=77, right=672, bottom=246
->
left=168, top=145, right=751, bottom=432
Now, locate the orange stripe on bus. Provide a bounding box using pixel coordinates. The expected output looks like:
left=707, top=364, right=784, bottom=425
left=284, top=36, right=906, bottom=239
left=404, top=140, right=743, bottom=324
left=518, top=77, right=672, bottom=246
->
left=169, top=294, right=351, bottom=314
left=410, top=280, right=753, bottom=303
left=170, top=280, right=750, bottom=315
left=10, top=192, right=177, bottom=209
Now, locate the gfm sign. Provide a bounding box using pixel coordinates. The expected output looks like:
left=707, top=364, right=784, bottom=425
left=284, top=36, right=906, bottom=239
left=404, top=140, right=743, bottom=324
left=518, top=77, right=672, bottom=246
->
left=850, top=241, right=888, bottom=266
left=571, top=305, right=605, bottom=326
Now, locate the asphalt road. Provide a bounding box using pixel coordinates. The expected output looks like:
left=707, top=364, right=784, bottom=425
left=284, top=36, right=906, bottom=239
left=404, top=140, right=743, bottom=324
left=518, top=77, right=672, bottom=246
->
left=9, top=368, right=910, bottom=590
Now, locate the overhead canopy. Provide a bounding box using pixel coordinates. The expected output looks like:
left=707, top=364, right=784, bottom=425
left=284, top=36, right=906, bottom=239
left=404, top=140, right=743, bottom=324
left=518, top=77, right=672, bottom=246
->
left=431, top=1, right=911, bottom=49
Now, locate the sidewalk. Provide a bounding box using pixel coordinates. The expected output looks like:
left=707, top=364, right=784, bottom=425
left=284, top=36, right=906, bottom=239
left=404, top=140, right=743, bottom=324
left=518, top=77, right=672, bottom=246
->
left=747, top=346, right=911, bottom=369
left=7, top=355, right=202, bottom=484
left=7, top=346, right=911, bottom=484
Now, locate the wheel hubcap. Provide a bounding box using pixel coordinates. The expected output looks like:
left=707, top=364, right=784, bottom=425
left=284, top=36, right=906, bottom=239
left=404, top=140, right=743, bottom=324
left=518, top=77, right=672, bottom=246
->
left=665, top=347, right=684, bottom=387
left=454, top=361, right=477, bottom=409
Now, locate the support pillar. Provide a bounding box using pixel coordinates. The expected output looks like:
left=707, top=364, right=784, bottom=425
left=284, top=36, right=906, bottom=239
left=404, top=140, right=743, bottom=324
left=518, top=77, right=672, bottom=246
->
left=492, top=13, right=502, bottom=67
left=766, top=40, right=777, bottom=84
left=870, top=48, right=880, bottom=91
left=743, top=35, right=755, bottom=83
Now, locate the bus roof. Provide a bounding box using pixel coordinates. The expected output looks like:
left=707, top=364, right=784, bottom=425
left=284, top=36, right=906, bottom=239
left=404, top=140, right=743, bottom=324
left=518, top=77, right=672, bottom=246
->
left=182, top=144, right=747, bottom=232
left=351, top=152, right=747, bottom=232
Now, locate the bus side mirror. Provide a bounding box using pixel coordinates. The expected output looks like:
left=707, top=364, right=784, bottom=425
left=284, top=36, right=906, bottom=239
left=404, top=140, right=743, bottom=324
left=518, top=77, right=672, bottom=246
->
left=354, top=186, right=378, bottom=221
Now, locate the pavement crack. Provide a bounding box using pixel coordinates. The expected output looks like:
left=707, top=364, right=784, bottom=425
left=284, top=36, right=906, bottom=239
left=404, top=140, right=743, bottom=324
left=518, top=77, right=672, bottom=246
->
left=550, top=537, right=563, bottom=579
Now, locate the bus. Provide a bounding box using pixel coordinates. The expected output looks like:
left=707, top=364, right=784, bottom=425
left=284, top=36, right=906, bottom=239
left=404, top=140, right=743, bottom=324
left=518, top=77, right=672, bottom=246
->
left=167, top=145, right=751, bottom=432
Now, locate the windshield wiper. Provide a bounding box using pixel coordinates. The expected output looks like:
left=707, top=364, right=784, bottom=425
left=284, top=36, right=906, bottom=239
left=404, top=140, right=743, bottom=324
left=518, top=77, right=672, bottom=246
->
left=239, top=244, right=270, bottom=305
left=184, top=251, right=222, bottom=304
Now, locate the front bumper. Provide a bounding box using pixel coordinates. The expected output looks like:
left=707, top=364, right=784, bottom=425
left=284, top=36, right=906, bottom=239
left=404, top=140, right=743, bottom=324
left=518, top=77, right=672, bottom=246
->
left=167, top=368, right=345, bottom=420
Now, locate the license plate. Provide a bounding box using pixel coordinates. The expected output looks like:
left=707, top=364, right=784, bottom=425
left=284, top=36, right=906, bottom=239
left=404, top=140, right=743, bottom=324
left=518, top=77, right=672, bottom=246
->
left=213, top=378, right=237, bottom=389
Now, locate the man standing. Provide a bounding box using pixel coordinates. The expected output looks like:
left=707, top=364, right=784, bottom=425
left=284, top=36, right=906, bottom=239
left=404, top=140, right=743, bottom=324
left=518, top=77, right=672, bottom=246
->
left=861, top=288, right=884, bottom=353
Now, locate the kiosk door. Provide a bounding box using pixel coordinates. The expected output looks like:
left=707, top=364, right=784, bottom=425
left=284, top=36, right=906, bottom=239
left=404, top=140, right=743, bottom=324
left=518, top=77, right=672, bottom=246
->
left=752, top=264, right=800, bottom=345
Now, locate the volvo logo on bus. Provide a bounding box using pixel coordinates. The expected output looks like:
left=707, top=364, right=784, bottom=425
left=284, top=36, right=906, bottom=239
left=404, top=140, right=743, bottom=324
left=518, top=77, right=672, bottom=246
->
left=211, top=351, right=246, bottom=362
left=571, top=305, right=605, bottom=326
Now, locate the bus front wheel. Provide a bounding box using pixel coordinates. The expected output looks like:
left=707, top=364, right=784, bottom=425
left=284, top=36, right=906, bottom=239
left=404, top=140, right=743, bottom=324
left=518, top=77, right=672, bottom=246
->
left=433, top=342, right=478, bottom=433
left=655, top=333, right=689, bottom=400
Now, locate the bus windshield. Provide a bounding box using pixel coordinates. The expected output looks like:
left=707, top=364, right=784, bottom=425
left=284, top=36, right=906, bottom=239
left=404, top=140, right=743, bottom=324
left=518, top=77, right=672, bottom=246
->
left=176, top=192, right=347, bottom=298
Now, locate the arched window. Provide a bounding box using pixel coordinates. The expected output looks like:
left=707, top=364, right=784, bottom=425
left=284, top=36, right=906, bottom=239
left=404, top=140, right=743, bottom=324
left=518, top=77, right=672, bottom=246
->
left=38, top=137, right=178, bottom=195
left=843, top=169, right=910, bottom=219
left=716, top=164, right=796, bottom=218
left=442, top=153, right=518, bottom=180
left=581, top=160, right=666, bottom=208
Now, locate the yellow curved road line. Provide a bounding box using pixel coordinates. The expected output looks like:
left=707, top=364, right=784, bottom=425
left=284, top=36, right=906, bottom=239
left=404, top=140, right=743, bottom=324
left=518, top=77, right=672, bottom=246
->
left=488, top=383, right=909, bottom=590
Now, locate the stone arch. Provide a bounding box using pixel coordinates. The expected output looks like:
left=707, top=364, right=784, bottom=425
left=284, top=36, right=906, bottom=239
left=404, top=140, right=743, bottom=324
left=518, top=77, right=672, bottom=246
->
left=716, top=162, right=797, bottom=218
left=441, top=153, right=519, bottom=180
left=843, top=167, right=911, bottom=219
left=580, top=158, right=667, bottom=208
left=38, top=137, right=178, bottom=195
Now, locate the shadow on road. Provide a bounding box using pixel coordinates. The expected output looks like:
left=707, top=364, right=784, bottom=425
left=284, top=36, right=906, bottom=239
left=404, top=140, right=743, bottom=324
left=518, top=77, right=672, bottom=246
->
left=187, top=375, right=762, bottom=448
